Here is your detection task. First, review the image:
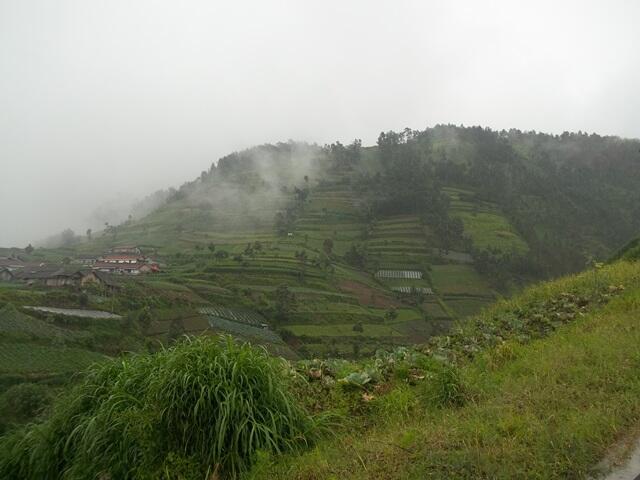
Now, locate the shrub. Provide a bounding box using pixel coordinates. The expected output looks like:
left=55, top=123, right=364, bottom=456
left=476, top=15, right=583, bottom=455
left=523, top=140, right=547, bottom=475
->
left=0, top=336, right=321, bottom=479
left=0, top=383, right=51, bottom=424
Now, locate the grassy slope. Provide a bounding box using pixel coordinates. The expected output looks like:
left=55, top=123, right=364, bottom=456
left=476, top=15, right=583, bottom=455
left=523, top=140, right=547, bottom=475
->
left=250, top=260, right=640, bottom=479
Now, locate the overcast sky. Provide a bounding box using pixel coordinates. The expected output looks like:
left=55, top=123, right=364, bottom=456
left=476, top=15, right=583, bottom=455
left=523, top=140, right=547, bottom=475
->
left=1, top=0, right=639, bottom=247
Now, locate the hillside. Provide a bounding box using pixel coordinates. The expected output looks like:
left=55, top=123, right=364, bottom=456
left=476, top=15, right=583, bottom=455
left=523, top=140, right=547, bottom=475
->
left=2, top=253, right=640, bottom=478
left=53, top=126, right=640, bottom=356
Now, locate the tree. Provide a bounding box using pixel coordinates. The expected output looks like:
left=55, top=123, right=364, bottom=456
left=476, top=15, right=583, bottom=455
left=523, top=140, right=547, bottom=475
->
left=274, top=284, right=296, bottom=320
left=2, top=383, right=51, bottom=422
left=86, top=229, right=92, bottom=241
left=138, top=307, right=152, bottom=331
left=322, top=238, right=334, bottom=255
left=384, top=308, right=398, bottom=323
left=78, top=292, right=89, bottom=307
left=60, top=229, right=78, bottom=247
left=344, top=243, right=367, bottom=268
left=167, top=318, right=185, bottom=344
left=24, top=244, right=34, bottom=254
left=214, top=250, right=229, bottom=260
left=207, top=242, right=216, bottom=253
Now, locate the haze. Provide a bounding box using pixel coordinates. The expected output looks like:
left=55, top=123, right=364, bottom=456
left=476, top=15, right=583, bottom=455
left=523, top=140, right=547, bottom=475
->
left=1, top=0, right=639, bottom=247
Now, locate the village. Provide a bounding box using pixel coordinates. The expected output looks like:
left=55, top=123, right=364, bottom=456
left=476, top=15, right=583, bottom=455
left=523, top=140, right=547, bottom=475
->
left=0, top=245, right=159, bottom=289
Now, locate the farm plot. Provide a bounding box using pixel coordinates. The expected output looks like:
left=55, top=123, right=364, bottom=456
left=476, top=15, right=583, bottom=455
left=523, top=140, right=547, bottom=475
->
left=443, top=186, right=529, bottom=254
left=206, top=316, right=283, bottom=344
left=422, top=301, right=452, bottom=319
left=0, top=343, right=106, bottom=375
left=375, top=270, right=423, bottom=280
left=366, top=215, right=433, bottom=270
left=445, top=297, right=493, bottom=318
left=24, top=306, right=122, bottom=320
left=198, top=307, right=267, bottom=326
left=430, top=264, right=494, bottom=296
left=0, top=308, right=85, bottom=341
left=284, top=323, right=404, bottom=338
left=431, top=248, right=474, bottom=263
left=391, top=286, right=433, bottom=294
left=390, top=318, right=434, bottom=341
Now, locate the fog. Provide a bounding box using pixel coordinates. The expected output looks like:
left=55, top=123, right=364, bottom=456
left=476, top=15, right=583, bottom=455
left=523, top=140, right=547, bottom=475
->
left=1, top=0, right=639, bottom=247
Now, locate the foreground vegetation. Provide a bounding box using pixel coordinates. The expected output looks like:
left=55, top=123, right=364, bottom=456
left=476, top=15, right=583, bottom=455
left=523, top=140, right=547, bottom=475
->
left=0, top=337, right=321, bottom=479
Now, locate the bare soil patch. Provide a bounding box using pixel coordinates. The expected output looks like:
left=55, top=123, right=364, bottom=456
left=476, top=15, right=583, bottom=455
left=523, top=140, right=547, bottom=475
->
left=339, top=281, right=402, bottom=308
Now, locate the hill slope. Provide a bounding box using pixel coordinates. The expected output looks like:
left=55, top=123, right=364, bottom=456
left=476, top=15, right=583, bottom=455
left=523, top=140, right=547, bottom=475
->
left=58, top=126, right=640, bottom=356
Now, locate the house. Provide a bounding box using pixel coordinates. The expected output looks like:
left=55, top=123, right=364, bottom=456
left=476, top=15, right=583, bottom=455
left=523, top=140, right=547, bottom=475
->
left=92, top=249, right=159, bottom=275
left=93, top=271, right=122, bottom=292
left=80, top=271, right=121, bottom=292
left=108, top=245, right=142, bottom=255
left=16, top=265, right=86, bottom=287
left=0, top=257, right=26, bottom=270
left=92, top=260, right=158, bottom=275
left=100, top=254, right=143, bottom=265
left=0, top=267, right=15, bottom=282
left=72, top=255, right=98, bottom=266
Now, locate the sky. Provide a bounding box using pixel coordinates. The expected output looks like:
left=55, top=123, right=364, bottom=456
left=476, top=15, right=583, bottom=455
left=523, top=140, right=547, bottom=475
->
left=1, top=0, right=639, bottom=247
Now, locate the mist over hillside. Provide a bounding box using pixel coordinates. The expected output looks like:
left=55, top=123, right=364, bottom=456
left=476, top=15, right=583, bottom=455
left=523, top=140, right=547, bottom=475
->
left=75, top=125, right=639, bottom=279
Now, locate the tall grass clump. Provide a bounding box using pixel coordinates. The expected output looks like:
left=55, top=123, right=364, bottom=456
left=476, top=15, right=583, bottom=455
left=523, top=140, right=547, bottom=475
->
left=0, top=336, right=321, bottom=479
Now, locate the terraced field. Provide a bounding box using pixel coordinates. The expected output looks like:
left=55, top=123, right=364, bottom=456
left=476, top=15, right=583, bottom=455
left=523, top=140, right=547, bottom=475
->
left=0, top=343, right=105, bottom=375
left=58, top=179, right=505, bottom=359
left=367, top=215, right=431, bottom=269
left=294, top=182, right=366, bottom=256
left=443, top=186, right=529, bottom=254
left=361, top=208, right=496, bottom=325
left=0, top=305, right=87, bottom=341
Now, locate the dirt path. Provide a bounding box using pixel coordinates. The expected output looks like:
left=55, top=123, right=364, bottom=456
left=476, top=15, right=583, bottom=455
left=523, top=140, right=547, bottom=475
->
left=600, top=440, right=640, bottom=480
left=593, top=429, right=640, bottom=480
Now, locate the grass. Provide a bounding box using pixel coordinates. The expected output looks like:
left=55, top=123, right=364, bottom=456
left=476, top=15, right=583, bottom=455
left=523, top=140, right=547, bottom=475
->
left=444, top=297, right=492, bottom=318
left=0, top=304, right=82, bottom=341
left=0, top=336, right=323, bottom=480
left=0, top=344, right=106, bottom=375
left=454, top=211, right=529, bottom=254
left=247, top=260, right=640, bottom=479
left=430, top=264, right=493, bottom=296
left=285, top=323, right=403, bottom=337
left=443, top=186, right=528, bottom=255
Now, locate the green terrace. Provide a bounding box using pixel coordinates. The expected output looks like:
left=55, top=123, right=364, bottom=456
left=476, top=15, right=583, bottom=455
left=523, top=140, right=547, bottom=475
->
left=443, top=186, right=529, bottom=254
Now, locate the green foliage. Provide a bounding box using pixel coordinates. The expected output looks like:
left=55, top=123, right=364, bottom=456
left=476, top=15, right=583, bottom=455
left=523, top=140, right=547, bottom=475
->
left=0, top=383, right=52, bottom=430
left=0, top=336, right=320, bottom=479
left=274, top=284, right=296, bottom=320
left=343, top=243, right=367, bottom=268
